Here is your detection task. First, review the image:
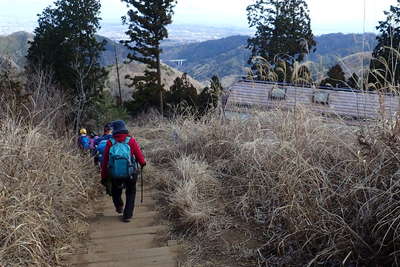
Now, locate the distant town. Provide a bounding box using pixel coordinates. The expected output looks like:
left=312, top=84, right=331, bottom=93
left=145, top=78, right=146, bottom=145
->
left=0, top=17, right=253, bottom=44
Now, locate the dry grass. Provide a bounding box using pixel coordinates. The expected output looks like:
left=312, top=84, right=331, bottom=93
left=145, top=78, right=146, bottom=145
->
left=0, top=114, right=100, bottom=266
left=134, top=107, right=400, bottom=266
left=164, top=156, right=219, bottom=234
left=0, top=70, right=101, bottom=266
left=132, top=47, right=400, bottom=266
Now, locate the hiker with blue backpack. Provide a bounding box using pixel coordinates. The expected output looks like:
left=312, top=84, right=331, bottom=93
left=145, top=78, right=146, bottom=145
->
left=78, top=128, right=91, bottom=151
left=94, top=123, right=113, bottom=166
left=101, top=120, right=146, bottom=223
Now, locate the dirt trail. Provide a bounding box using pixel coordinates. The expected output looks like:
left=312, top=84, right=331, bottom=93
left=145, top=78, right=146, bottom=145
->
left=69, top=188, right=178, bottom=267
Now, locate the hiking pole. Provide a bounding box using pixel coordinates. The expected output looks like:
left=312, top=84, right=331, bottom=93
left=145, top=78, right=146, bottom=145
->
left=141, top=166, right=144, bottom=203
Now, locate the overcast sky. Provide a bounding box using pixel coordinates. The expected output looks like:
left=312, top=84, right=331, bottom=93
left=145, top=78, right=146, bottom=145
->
left=0, top=0, right=398, bottom=34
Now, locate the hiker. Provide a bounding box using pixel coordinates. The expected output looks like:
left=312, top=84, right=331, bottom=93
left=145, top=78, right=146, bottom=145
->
left=89, top=133, right=99, bottom=150
left=94, top=123, right=113, bottom=165
left=89, top=133, right=99, bottom=156
left=95, top=123, right=113, bottom=145
left=78, top=128, right=90, bottom=151
left=101, top=120, right=146, bottom=223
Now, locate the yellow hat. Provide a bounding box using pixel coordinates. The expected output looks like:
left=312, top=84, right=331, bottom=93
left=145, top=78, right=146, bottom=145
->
left=79, top=128, right=87, bottom=135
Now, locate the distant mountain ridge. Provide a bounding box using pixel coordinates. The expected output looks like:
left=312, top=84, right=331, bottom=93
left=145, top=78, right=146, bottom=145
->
left=0, top=31, right=379, bottom=88
left=308, top=33, right=377, bottom=64
left=161, top=35, right=250, bottom=85
left=0, top=31, right=33, bottom=67
left=0, top=31, right=204, bottom=100
left=161, top=33, right=378, bottom=86
left=0, top=31, right=130, bottom=69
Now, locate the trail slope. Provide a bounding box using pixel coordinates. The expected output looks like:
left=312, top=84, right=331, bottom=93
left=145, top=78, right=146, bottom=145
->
left=70, top=188, right=178, bottom=267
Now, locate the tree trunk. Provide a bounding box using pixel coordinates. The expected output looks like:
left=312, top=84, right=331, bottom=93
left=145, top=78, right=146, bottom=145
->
left=156, top=47, right=163, bottom=116
left=74, top=77, right=86, bottom=131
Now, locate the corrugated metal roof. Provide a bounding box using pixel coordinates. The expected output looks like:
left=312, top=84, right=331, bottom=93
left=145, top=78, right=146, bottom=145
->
left=225, top=80, right=400, bottom=119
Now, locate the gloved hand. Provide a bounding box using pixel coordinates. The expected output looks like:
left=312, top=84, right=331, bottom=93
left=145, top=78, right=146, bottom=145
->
left=141, top=162, right=146, bottom=168
left=101, top=178, right=107, bottom=187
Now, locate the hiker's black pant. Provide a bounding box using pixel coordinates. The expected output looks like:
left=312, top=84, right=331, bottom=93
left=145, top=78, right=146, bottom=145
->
left=111, top=176, right=137, bottom=219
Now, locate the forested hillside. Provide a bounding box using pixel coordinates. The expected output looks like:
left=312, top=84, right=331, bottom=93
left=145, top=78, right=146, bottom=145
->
left=0, top=31, right=129, bottom=68
left=96, top=35, right=129, bottom=66
left=308, top=33, right=377, bottom=64
left=105, top=61, right=204, bottom=101
left=0, top=31, right=203, bottom=97
left=0, top=31, right=379, bottom=87
left=161, top=35, right=250, bottom=85
left=162, top=33, right=377, bottom=85
left=0, top=31, right=33, bottom=67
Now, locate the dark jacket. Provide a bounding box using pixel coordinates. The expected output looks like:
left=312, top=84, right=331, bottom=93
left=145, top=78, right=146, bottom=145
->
left=95, top=134, right=112, bottom=146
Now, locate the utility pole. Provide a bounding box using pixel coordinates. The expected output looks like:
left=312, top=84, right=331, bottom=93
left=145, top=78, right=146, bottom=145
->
left=156, top=48, right=164, bottom=116
left=114, top=43, right=123, bottom=106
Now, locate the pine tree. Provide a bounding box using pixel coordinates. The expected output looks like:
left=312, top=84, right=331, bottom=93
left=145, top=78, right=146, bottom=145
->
left=121, top=0, right=176, bottom=116
left=209, top=75, right=223, bottom=108
left=247, top=0, right=316, bottom=69
left=165, top=73, right=198, bottom=114
left=125, top=82, right=160, bottom=116
left=369, top=0, right=400, bottom=89
left=320, top=64, right=346, bottom=88
left=27, top=0, right=107, bottom=128
left=198, top=75, right=223, bottom=115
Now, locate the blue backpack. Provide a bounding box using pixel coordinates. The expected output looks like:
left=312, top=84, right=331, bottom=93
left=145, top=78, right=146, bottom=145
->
left=79, top=136, right=90, bottom=150
left=96, top=139, right=108, bottom=164
left=108, top=137, right=137, bottom=179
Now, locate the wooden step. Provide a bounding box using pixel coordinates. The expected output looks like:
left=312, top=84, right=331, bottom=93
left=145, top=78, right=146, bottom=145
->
left=90, top=225, right=167, bottom=240
left=77, top=259, right=176, bottom=267
left=100, top=210, right=158, bottom=219
left=91, top=216, right=160, bottom=230
left=69, top=185, right=177, bottom=267
left=71, top=246, right=178, bottom=266
left=86, top=234, right=163, bottom=255
left=101, top=199, right=157, bottom=207
left=99, top=199, right=157, bottom=210
left=102, top=204, right=155, bottom=214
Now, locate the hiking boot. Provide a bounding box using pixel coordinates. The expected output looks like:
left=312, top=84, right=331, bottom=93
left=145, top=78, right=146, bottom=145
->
left=116, top=206, right=123, bottom=214
left=122, top=217, right=131, bottom=223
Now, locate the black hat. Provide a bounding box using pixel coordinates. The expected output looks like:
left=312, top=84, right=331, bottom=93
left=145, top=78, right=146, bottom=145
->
left=111, top=120, right=128, bottom=135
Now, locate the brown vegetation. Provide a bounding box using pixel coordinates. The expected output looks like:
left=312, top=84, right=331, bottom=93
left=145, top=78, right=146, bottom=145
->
left=136, top=108, right=400, bottom=266
left=0, top=117, right=100, bottom=266
left=0, top=69, right=101, bottom=266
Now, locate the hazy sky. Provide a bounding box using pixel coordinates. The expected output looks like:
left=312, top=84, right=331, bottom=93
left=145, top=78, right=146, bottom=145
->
left=0, top=0, right=398, bottom=34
